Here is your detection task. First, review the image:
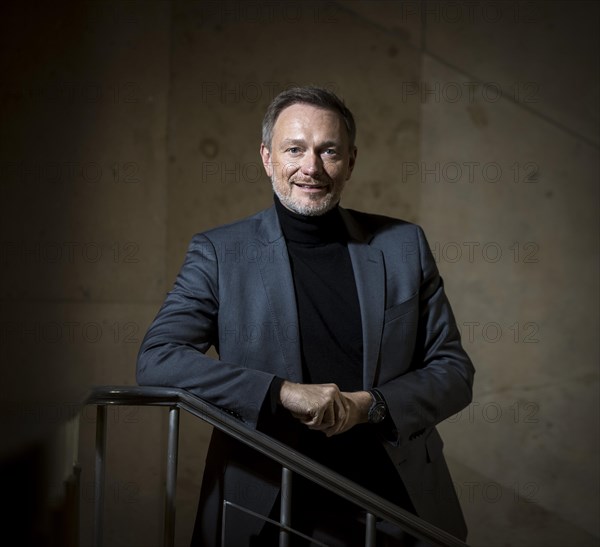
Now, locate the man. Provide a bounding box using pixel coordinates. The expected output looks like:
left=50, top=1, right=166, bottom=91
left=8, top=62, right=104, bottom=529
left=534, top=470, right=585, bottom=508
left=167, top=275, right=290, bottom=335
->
left=137, top=87, right=474, bottom=546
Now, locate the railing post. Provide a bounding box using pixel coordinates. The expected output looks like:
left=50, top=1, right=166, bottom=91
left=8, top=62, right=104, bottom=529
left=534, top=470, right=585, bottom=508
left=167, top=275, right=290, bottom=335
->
left=83, top=387, right=471, bottom=547
left=164, top=405, right=180, bottom=547
left=365, top=512, right=376, bottom=547
left=93, top=405, right=107, bottom=547
left=279, top=466, right=293, bottom=547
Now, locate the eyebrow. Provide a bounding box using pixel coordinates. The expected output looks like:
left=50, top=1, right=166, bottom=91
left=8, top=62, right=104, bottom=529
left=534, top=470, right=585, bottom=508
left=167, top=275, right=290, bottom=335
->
left=280, top=139, right=306, bottom=147
left=279, top=138, right=342, bottom=148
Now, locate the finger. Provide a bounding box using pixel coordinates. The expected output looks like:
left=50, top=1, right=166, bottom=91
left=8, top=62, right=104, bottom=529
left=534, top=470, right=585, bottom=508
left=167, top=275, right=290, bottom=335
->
left=303, top=404, right=323, bottom=428
left=323, top=400, right=336, bottom=427
left=322, top=395, right=347, bottom=433
left=334, top=392, right=348, bottom=425
left=291, top=411, right=311, bottom=422
left=309, top=389, right=341, bottom=429
left=307, top=401, right=333, bottom=429
left=327, top=395, right=353, bottom=437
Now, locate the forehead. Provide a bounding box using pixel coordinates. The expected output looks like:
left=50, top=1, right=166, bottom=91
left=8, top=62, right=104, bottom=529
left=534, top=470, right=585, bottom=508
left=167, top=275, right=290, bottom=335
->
left=273, top=103, right=347, bottom=141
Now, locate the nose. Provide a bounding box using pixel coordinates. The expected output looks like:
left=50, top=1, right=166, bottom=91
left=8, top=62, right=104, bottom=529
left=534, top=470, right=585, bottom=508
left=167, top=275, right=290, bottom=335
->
left=300, top=151, right=322, bottom=177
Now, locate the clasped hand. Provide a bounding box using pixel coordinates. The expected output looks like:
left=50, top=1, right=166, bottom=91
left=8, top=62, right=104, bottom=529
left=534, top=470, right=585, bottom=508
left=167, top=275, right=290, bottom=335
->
left=279, top=381, right=372, bottom=437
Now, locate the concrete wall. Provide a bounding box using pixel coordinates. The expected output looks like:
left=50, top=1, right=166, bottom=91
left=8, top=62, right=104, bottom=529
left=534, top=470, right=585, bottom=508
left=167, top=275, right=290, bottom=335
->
left=2, top=1, right=597, bottom=546
left=417, top=3, right=599, bottom=544
left=1, top=2, right=172, bottom=545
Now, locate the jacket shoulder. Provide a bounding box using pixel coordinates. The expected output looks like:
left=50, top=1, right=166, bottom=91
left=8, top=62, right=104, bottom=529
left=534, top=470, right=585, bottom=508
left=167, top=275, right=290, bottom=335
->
left=194, top=207, right=272, bottom=242
left=342, top=208, right=422, bottom=240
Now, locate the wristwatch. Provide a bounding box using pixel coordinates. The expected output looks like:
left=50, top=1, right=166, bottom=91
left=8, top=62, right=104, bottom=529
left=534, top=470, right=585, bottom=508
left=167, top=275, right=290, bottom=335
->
left=367, top=389, right=387, bottom=424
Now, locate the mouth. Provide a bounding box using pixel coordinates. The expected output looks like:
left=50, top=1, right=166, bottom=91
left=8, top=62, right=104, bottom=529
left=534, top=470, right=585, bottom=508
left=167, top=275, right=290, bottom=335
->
left=293, top=182, right=328, bottom=191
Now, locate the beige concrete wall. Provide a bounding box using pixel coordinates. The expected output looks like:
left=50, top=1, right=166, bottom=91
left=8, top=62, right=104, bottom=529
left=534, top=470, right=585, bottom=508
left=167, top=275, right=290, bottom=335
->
left=2, top=1, right=597, bottom=546
left=1, top=1, right=172, bottom=545
left=414, top=2, right=599, bottom=545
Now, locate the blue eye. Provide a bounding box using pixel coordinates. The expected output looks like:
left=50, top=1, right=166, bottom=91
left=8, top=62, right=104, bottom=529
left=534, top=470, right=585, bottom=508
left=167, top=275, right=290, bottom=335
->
left=288, top=147, right=300, bottom=154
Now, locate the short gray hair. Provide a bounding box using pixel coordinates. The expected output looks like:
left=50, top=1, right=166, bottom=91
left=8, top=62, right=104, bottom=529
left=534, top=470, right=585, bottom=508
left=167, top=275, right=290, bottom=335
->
left=261, top=86, right=356, bottom=150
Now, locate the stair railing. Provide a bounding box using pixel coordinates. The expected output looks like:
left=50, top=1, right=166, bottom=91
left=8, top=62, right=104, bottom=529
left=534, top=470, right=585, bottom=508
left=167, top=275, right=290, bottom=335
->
left=85, top=385, right=469, bottom=547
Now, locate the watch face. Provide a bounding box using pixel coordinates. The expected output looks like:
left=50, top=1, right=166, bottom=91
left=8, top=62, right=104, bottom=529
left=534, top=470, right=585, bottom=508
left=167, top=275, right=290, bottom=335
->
left=370, top=404, right=386, bottom=424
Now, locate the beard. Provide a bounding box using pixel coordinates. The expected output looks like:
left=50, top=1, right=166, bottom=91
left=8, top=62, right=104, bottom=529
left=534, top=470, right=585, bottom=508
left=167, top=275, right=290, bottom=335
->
left=271, top=175, right=343, bottom=216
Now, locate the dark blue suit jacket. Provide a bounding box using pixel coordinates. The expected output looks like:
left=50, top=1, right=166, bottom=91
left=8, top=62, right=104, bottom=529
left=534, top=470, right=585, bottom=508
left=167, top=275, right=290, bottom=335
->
left=137, top=205, right=475, bottom=545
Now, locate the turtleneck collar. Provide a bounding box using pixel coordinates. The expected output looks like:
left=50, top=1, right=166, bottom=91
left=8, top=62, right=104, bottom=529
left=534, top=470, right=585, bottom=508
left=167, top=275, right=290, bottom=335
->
left=273, top=194, right=348, bottom=245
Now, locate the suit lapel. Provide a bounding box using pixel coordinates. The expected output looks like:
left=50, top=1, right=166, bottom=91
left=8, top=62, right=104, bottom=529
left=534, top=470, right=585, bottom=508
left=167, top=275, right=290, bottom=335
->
left=348, top=242, right=385, bottom=389
left=254, top=205, right=385, bottom=388
left=256, top=207, right=303, bottom=383
left=340, top=209, right=385, bottom=389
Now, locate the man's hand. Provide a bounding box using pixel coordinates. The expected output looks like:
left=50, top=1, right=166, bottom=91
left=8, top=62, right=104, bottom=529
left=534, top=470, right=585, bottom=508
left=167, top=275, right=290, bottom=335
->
left=325, top=390, right=372, bottom=437
left=279, top=381, right=347, bottom=431
left=279, top=381, right=372, bottom=437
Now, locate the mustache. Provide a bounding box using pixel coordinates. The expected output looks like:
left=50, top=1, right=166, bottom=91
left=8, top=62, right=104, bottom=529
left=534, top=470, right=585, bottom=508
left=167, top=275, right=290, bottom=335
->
left=290, top=178, right=329, bottom=186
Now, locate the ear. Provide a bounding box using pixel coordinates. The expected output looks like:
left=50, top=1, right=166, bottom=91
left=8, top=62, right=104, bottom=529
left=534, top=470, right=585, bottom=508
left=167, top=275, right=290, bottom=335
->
left=346, top=146, right=357, bottom=180
left=260, top=143, right=273, bottom=178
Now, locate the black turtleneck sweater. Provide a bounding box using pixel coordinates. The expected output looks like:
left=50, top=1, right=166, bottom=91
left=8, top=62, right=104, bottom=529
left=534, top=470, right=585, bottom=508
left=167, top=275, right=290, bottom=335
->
left=274, top=194, right=363, bottom=390
left=270, top=196, right=412, bottom=508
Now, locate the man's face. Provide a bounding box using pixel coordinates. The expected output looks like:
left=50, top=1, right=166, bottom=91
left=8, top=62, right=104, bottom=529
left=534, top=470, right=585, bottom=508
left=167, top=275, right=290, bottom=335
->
left=260, top=103, right=357, bottom=216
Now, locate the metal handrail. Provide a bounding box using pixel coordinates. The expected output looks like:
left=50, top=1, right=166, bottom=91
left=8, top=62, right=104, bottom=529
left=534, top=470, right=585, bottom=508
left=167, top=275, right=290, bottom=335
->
left=85, top=385, right=469, bottom=547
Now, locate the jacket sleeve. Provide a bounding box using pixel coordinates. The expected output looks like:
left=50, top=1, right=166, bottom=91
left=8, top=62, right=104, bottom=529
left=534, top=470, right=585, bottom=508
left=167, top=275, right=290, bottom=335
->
left=136, top=233, right=276, bottom=429
left=376, top=225, right=475, bottom=445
